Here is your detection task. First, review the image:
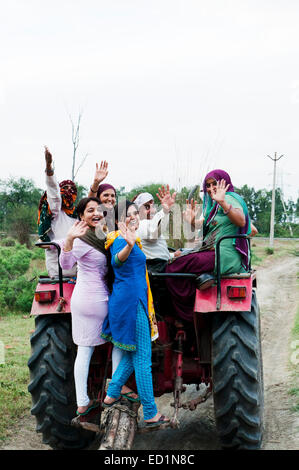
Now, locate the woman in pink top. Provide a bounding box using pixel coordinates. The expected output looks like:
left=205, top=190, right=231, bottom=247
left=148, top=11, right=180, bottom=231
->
left=59, top=197, right=120, bottom=416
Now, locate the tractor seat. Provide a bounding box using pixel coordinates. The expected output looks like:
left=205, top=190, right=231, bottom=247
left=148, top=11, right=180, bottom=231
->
left=196, top=273, right=215, bottom=290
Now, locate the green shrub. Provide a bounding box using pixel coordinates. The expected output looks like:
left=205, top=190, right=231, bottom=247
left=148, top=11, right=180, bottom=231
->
left=0, top=237, right=16, bottom=247
left=0, top=244, right=42, bottom=313
left=266, top=247, right=274, bottom=255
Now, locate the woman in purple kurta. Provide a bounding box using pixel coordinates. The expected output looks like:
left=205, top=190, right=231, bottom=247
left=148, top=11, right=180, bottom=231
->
left=60, top=237, right=109, bottom=346
left=59, top=197, right=118, bottom=416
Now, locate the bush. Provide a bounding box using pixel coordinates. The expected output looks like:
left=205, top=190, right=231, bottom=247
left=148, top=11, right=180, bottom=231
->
left=0, top=237, right=16, bottom=247
left=0, top=244, right=41, bottom=313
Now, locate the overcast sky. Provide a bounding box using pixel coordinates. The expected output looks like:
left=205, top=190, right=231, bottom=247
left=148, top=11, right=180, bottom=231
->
left=1, top=0, right=298, bottom=201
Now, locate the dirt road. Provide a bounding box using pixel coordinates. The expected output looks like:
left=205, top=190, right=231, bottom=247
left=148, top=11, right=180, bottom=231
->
left=1, top=253, right=298, bottom=450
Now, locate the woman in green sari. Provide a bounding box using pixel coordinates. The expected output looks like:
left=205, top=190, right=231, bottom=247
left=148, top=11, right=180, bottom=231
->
left=165, top=169, right=255, bottom=321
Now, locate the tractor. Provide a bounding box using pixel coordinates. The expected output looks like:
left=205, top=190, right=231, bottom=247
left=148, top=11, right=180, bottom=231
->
left=28, top=235, right=264, bottom=450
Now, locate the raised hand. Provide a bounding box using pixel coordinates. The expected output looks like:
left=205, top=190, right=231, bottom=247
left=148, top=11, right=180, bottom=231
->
left=67, top=220, right=89, bottom=240
left=118, top=222, right=137, bottom=248
left=211, top=179, right=230, bottom=204
left=44, top=146, right=54, bottom=175
left=156, top=184, right=177, bottom=213
left=44, top=146, right=52, bottom=165
left=183, top=198, right=198, bottom=226
left=94, top=161, right=109, bottom=185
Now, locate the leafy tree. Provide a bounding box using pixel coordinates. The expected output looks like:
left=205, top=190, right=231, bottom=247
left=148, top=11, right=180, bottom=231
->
left=74, top=183, right=88, bottom=202
left=0, top=177, right=43, bottom=246
left=0, top=177, right=42, bottom=231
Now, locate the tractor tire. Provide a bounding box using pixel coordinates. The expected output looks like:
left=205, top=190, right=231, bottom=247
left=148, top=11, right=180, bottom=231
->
left=28, top=314, right=97, bottom=450
left=212, top=290, right=264, bottom=449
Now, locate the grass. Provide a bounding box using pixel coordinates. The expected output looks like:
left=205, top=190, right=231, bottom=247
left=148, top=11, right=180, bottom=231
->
left=0, top=312, right=35, bottom=442
left=251, top=237, right=299, bottom=267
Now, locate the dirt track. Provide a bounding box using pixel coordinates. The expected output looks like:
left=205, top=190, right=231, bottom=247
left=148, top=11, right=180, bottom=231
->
left=1, top=253, right=298, bottom=450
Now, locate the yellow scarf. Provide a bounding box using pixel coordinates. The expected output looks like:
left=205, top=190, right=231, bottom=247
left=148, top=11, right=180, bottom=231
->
left=105, top=231, right=159, bottom=342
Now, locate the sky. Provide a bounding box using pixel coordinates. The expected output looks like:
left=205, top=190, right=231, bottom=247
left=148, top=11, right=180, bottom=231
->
left=1, top=0, right=299, bottom=202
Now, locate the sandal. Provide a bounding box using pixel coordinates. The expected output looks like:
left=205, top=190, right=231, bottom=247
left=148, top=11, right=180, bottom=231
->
left=102, top=397, right=121, bottom=409
left=76, top=400, right=99, bottom=416
left=145, top=414, right=170, bottom=428
left=121, top=391, right=140, bottom=403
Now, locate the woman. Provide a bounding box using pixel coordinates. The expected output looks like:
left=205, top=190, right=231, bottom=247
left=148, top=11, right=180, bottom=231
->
left=88, top=161, right=117, bottom=231
left=59, top=197, right=125, bottom=416
left=101, top=201, right=170, bottom=428
left=165, top=169, right=253, bottom=322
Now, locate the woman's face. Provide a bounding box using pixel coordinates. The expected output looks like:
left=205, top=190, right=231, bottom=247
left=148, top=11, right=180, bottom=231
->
left=139, top=199, right=156, bottom=220
left=125, top=205, right=140, bottom=231
left=100, top=189, right=116, bottom=209
left=206, top=178, right=217, bottom=198
left=80, top=200, right=105, bottom=229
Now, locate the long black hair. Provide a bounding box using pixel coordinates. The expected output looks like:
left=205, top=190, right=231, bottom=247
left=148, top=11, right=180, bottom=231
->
left=77, top=196, right=107, bottom=219
left=114, top=200, right=138, bottom=229
left=76, top=196, right=114, bottom=293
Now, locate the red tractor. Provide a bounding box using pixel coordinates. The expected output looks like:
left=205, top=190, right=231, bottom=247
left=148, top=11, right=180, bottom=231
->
left=28, top=235, right=264, bottom=450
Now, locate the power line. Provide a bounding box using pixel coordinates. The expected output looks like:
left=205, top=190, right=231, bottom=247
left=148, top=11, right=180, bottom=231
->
left=267, top=152, right=284, bottom=248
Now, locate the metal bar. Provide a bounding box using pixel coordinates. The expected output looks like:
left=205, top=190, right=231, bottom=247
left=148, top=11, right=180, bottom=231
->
left=35, top=242, right=63, bottom=297
left=149, top=273, right=197, bottom=279
left=215, top=234, right=250, bottom=310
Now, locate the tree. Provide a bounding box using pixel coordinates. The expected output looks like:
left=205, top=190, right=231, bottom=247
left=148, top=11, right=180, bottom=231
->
left=0, top=177, right=43, bottom=245
left=69, top=110, right=89, bottom=180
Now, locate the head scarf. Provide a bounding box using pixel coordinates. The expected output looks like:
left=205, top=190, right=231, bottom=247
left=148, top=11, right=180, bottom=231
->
left=202, top=169, right=251, bottom=271
left=97, top=183, right=116, bottom=200
left=133, top=192, right=154, bottom=209
left=37, top=180, right=77, bottom=242
left=59, top=180, right=77, bottom=215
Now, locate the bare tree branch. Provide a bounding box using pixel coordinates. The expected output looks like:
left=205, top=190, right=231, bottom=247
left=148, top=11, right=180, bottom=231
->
left=68, top=110, right=87, bottom=180
left=74, top=152, right=89, bottom=180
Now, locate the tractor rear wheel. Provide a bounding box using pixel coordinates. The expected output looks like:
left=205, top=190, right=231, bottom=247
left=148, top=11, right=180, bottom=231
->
left=28, top=314, right=97, bottom=450
left=212, top=291, right=264, bottom=449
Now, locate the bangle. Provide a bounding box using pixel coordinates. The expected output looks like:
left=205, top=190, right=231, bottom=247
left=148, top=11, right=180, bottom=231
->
left=90, top=186, right=98, bottom=193
left=223, top=204, right=232, bottom=215
left=114, top=254, right=125, bottom=266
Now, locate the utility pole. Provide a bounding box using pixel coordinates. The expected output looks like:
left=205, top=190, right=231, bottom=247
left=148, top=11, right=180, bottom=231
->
left=267, top=152, right=284, bottom=248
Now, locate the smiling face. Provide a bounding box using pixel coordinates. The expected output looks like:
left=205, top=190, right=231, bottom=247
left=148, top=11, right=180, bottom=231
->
left=125, top=204, right=140, bottom=231
left=205, top=177, right=217, bottom=198
left=80, top=200, right=105, bottom=229
left=99, top=189, right=116, bottom=209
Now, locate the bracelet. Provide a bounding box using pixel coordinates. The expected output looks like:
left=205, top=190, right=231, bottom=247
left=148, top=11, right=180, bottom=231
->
left=114, top=254, right=125, bottom=266
left=90, top=186, right=98, bottom=193
left=223, top=204, right=232, bottom=215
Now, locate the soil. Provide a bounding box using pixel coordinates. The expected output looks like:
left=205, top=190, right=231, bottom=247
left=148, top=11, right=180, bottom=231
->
left=1, top=253, right=298, bottom=451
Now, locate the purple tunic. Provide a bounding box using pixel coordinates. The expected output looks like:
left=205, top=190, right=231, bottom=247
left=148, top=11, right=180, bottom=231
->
left=59, top=238, right=109, bottom=346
